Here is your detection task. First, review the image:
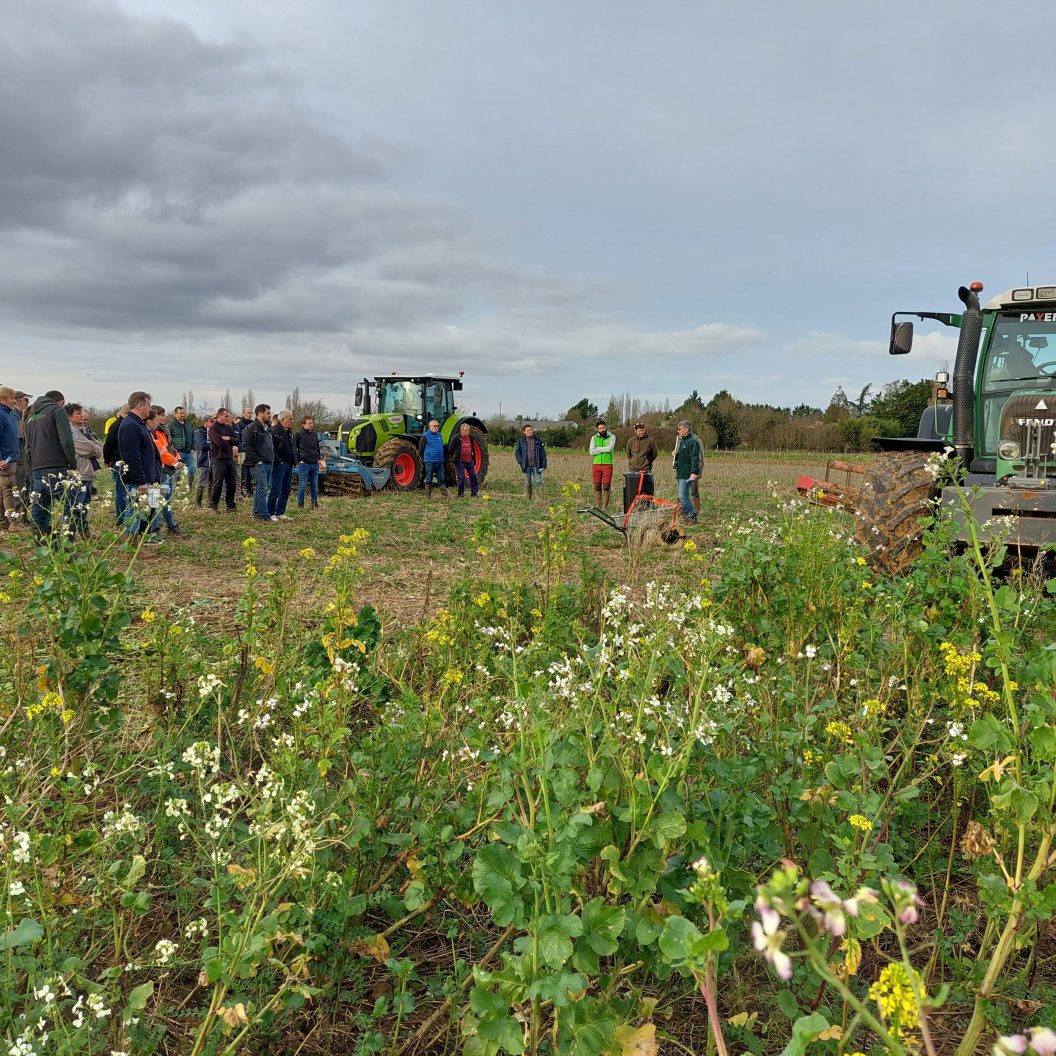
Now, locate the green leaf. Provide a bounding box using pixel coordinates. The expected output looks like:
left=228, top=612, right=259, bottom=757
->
left=969, top=715, right=1013, bottom=755
left=1029, top=726, right=1056, bottom=761
left=0, top=917, right=44, bottom=951
left=652, top=811, right=687, bottom=845
left=657, top=915, right=725, bottom=968
left=776, top=989, right=801, bottom=1021
left=778, top=1012, right=830, bottom=1056
left=469, top=985, right=506, bottom=1017
left=581, top=898, right=626, bottom=956
left=536, top=912, right=583, bottom=968
left=477, top=1012, right=525, bottom=1053
left=126, top=980, right=154, bottom=1012
left=472, top=844, right=526, bottom=927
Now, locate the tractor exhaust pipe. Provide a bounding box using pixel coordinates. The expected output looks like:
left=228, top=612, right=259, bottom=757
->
left=952, top=282, right=984, bottom=467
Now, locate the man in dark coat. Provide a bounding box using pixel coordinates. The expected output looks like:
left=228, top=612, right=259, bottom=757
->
left=25, top=390, right=77, bottom=536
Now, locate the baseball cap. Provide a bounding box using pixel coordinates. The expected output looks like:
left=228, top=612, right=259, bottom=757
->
left=634, top=422, right=645, bottom=428
left=14, top=391, right=31, bottom=400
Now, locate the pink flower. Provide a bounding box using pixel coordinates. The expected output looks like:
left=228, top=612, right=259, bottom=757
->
left=751, top=907, right=792, bottom=980
left=809, top=880, right=863, bottom=937
left=1028, top=1028, right=1056, bottom=1056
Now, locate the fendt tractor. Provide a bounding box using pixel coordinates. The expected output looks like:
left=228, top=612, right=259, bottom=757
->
left=319, top=372, right=489, bottom=496
left=800, top=282, right=1056, bottom=571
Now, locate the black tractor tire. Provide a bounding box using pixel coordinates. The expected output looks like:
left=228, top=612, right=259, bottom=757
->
left=855, top=452, right=939, bottom=574
left=444, top=426, right=490, bottom=487
left=375, top=438, right=423, bottom=492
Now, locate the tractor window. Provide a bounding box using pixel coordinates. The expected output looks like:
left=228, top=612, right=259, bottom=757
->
left=979, top=315, right=1056, bottom=454
left=426, top=382, right=455, bottom=424
left=377, top=381, right=421, bottom=417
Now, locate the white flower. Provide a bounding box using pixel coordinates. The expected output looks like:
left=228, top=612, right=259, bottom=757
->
left=9, top=880, right=25, bottom=897
left=804, top=644, right=817, bottom=659
left=12, top=830, right=30, bottom=864
left=751, top=900, right=792, bottom=980
left=154, top=938, right=178, bottom=965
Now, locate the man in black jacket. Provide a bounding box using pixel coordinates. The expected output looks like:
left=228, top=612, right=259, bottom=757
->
left=234, top=406, right=254, bottom=498
left=268, top=410, right=296, bottom=519
left=193, top=415, right=213, bottom=507
left=208, top=409, right=239, bottom=512
left=241, top=404, right=276, bottom=523
left=25, top=390, right=77, bottom=536
left=293, top=416, right=324, bottom=509
left=117, top=391, right=164, bottom=543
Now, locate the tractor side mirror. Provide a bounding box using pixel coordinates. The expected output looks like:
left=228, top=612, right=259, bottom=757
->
left=890, top=321, right=913, bottom=355
left=354, top=385, right=363, bottom=407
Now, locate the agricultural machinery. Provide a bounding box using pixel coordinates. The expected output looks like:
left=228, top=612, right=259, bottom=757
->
left=798, top=282, right=1056, bottom=570
left=307, top=373, right=489, bottom=497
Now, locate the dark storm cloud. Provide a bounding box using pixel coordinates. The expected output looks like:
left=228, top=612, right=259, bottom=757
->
left=0, top=0, right=524, bottom=337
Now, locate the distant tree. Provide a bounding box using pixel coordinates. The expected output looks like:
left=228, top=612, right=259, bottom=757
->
left=684, top=389, right=706, bottom=412
left=565, top=397, right=600, bottom=422
left=854, top=383, right=874, bottom=417
left=704, top=389, right=741, bottom=449
left=791, top=402, right=822, bottom=418
left=825, top=386, right=853, bottom=422
left=869, top=379, right=934, bottom=436
left=222, top=389, right=234, bottom=414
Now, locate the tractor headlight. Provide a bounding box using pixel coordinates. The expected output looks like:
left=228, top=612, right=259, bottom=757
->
left=998, top=440, right=1021, bottom=460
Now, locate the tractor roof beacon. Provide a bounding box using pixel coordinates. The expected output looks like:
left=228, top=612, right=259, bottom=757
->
left=334, top=372, right=489, bottom=494
left=856, top=281, right=1056, bottom=571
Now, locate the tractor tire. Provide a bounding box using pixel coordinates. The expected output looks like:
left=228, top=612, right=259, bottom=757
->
left=855, top=452, right=939, bottom=574
left=375, top=438, right=423, bottom=492
left=444, top=427, right=490, bottom=487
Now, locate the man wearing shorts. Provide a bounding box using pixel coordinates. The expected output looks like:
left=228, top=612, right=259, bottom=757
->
left=589, top=418, right=616, bottom=510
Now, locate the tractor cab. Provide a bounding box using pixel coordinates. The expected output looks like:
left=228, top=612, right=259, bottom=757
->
left=978, top=289, right=1056, bottom=474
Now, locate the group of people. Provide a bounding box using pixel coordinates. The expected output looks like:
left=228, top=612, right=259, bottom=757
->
left=0, top=387, right=329, bottom=545
left=587, top=417, right=703, bottom=524
left=0, top=383, right=706, bottom=543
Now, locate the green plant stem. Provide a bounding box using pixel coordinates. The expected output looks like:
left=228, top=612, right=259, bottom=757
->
left=954, top=827, right=1055, bottom=1056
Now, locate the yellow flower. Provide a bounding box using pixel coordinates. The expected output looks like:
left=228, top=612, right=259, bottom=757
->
left=861, top=581, right=873, bottom=590
left=477, top=546, right=489, bottom=557
left=50, top=766, right=60, bottom=777
left=141, top=610, right=157, bottom=623
left=855, top=556, right=867, bottom=566
left=473, top=592, right=491, bottom=608
left=168, top=625, right=183, bottom=636
left=254, top=656, right=274, bottom=675
left=442, top=667, right=464, bottom=686
left=299, top=547, right=316, bottom=559
left=0, top=592, right=11, bottom=604
left=868, top=963, right=923, bottom=1046
left=848, top=814, right=873, bottom=832
left=34, top=576, right=44, bottom=586
left=245, top=564, right=258, bottom=577
left=683, top=539, right=698, bottom=553
left=825, top=720, right=854, bottom=746
left=242, top=537, right=258, bottom=548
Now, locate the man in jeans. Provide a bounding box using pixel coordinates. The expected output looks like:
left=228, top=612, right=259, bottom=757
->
left=25, top=389, right=77, bottom=537
left=448, top=421, right=479, bottom=498
left=67, top=403, right=103, bottom=538
left=673, top=419, right=700, bottom=525
left=241, top=403, right=277, bottom=523
left=293, top=416, right=323, bottom=509
left=208, top=408, right=239, bottom=512
left=193, top=415, right=213, bottom=507
left=268, top=409, right=296, bottom=519
left=0, top=386, right=20, bottom=530
left=118, top=391, right=164, bottom=545
left=418, top=418, right=448, bottom=499
left=169, top=405, right=196, bottom=489
left=514, top=422, right=547, bottom=500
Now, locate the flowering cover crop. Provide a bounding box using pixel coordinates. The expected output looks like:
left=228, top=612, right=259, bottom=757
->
left=0, top=479, right=1054, bottom=1055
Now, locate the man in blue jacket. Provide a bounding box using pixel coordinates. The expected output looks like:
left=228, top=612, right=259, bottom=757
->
left=417, top=419, right=448, bottom=499
left=0, top=386, right=19, bottom=530
left=118, top=391, right=164, bottom=544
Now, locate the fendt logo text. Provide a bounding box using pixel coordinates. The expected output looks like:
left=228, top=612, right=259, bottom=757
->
left=1017, top=418, right=1056, bottom=426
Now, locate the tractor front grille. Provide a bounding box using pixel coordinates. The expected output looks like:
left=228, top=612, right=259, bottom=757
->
left=1000, top=394, right=1056, bottom=476
left=355, top=424, right=377, bottom=454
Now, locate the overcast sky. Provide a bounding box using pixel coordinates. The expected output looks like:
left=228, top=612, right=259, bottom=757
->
left=4, top=0, right=1055, bottom=418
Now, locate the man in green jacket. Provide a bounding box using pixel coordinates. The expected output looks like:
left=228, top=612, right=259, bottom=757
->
left=673, top=420, right=700, bottom=525
left=169, top=405, right=196, bottom=490
left=589, top=418, right=616, bottom=510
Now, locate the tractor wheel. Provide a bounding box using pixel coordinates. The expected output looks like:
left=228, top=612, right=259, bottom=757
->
left=444, top=427, right=490, bottom=487
left=855, top=452, right=939, bottom=574
left=375, top=439, right=423, bottom=492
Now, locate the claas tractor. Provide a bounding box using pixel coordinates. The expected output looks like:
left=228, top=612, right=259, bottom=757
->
left=800, top=282, right=1056, bottom=571
left=329, top=372, right=489, bottom=495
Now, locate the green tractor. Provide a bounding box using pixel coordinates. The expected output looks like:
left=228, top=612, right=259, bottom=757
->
left=334, top=372, right=489, bottom=494
left=856, top=281, right=1056, bottom=570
